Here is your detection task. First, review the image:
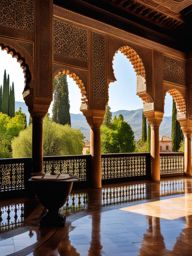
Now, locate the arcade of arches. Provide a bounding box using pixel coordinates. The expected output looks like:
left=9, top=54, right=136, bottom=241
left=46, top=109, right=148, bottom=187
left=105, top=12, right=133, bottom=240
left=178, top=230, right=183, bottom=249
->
left=0, top=1, right=192, bottom=189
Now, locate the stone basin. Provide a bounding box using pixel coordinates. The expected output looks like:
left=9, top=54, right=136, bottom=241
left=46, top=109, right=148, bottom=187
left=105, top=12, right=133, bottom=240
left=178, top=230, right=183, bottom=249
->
left=29, top=174, right=78, bottom=227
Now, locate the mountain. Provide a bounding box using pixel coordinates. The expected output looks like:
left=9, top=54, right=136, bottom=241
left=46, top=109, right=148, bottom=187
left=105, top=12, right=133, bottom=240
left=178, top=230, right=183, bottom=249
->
left=15, top=102, right=172, bottom=140
left=71, top=109, right=172, bottom=140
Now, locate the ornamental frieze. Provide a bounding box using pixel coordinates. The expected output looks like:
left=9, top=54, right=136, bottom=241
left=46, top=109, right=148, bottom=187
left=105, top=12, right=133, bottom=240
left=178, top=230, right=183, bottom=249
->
left=53, top=19, right=88, bottom=64
left=0, top=0, right=34, bottom=32
left=92, top=33, right=107, bottom=108
left=164, top=57, right=185, bottom=85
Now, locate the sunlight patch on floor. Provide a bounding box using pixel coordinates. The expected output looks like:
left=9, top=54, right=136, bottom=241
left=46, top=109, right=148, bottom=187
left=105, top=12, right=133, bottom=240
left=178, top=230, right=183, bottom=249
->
left=120, top=194, right=192, bottom=220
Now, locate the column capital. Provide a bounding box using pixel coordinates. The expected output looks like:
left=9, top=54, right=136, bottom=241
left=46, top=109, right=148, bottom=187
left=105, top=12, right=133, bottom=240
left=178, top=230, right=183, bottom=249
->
left=82, top=109, right=105, bottom=129
left=179, top=119, right=192, bottom=135
left=144, top=111, right=163, bottom=127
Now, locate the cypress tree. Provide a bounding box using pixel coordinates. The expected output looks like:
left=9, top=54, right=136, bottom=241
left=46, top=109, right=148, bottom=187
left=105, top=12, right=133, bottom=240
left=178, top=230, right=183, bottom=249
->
left=147, top=123, right=151, bottom=152
left=8, top=82, right=15, bottom=117
left=2, top=70, right=10, bottom=115
left=0, top=85, right=2, bottom=112
left=52, top=74, right=71, bottom=125
left=141, top=112, right=147, bottom=142
left=172, top=100, right=183, bottom=151
left=103, top=105, right=112, bottom=127
left=172, top=100, right=177, bottom=151
left=177, top=120, right=183, bottom=146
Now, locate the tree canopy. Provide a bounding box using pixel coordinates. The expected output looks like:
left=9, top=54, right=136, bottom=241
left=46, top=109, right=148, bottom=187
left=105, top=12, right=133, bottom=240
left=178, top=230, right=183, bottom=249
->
left=12, top=117, right=84, bottom=157
left=1, top=70, right=15, bottom=117
left=141, top=112, right=147, bottom=142
left=172, top=100, right=183, bottom=152
left=101, top=114, right=135, bottom=153
left=52, top=74, right=71, bottom=126
left=0, top=110, right=26, bottom=157
left=103, top=105, right=112, bottom=127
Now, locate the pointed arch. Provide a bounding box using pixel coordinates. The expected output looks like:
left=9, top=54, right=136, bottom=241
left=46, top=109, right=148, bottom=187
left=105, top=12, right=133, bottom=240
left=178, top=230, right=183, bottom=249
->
left=0, top=44, right=31, bottom=92
left=54, top=69, right=88, bottom=107
left=167, top=89, right=186, bottom=118
left=111, top=46, right=153, bottom=103
left=118, top=46, right=146, bottom=79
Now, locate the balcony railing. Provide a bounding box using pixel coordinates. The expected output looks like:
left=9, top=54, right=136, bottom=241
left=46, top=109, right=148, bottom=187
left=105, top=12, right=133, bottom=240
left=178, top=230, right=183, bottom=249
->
left=160, top=152, right=184, bottom=177
left=102, top=153, right=151, bottom=183
left=0, top=152, right=184, bottom=198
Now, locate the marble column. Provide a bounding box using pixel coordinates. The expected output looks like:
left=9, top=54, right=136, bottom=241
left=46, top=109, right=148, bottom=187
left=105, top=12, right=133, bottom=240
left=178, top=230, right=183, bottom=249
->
left=83, top=110, right=105, bottom=188
left=150, top=123, right=161, bottom=181
left=145, top=111, right=163, bottom=182
left=32, top=115, right=44, bottom=175
left=180, top=119, right=192, bottom=177
left=184, top=133, right=192, bottom=176
left=90, top=123, right=102, bottom=188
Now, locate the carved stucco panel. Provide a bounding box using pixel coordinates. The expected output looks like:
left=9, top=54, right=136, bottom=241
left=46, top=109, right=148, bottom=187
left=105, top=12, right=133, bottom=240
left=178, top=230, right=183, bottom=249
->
left=53, top=19, right=88, bottom=63
left=0, top=0, right=34, bottom=32
left=164, top=57, right=185, bottom=85
left=92, top=33, right=107, bottom=109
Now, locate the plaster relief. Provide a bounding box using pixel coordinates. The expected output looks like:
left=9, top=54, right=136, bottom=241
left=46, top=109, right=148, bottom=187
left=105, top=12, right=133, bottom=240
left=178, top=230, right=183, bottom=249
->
left=0, top=0, right=34, bottom=32
left=53, top=19, right=88, bottom=64
left=164, top=57, right=185, bottom=85
left=92, top=33, right=107, bottom=109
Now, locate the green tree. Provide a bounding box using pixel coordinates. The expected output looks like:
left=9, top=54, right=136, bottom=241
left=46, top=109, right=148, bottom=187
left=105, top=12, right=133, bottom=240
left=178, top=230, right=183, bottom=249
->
left=101, top=114, right=135, bottom=153
left=142, top=112, right=147, bottom=142
left=0, top=85, right=2, bottom=112
left=103, top=105, right=112, bottom=127
left=52, top=74, right=71, bottom=126
left=15, top=107, right=27, bottom=128
left=0, top=112, right=26, bottom=157
left=135, top=139, right=148, bottom=152
left=12, top=117, right=84, bottom=157
left=147, top=124, right=151, bottom=152
left=8, top=82, right=15, bottom=117
left=172, top=100, right=183, bottom=151
left=2, top=70, right=9, bottom=115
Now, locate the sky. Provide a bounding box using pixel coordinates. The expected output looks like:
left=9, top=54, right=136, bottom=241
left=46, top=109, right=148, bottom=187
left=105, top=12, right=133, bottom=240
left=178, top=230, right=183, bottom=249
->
left=0, top=49, right=172, bottom=116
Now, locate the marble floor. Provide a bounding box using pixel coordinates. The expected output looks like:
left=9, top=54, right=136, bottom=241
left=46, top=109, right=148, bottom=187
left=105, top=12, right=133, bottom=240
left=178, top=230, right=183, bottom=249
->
left=0, top=178, right=192, bottom=255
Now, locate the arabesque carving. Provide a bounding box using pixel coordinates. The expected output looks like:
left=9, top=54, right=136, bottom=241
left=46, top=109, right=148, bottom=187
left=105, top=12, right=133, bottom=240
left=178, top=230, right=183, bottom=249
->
left=164, top=57, right=185, bottom=85
left=53, top=19, right=88, bottom=63
left=113, top=46, right=153, bottom=104
left=92, top=33, right=106, bottom=108
left=119, top=46, right=146, bottom=78
left=0, top=0, right=34, bottom=32
left=55, top=70, right=88, bottom=106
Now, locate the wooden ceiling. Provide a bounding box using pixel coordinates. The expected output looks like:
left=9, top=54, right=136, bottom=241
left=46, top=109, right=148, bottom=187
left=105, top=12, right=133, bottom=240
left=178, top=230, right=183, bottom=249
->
left=54, top=0, right=192, bottom=52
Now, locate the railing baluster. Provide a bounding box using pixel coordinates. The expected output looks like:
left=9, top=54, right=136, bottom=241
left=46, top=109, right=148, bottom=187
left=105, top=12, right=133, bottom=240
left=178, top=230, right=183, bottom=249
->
left=160, top=152, right=184, bottom=177
left=0, top=153, right=184, bottom=198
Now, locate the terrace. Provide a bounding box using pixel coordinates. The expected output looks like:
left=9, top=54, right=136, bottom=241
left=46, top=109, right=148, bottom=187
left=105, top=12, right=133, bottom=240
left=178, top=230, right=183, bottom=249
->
left=0, top=177, right=191, bottom=255
left=0, top=0, right=192, bottom=255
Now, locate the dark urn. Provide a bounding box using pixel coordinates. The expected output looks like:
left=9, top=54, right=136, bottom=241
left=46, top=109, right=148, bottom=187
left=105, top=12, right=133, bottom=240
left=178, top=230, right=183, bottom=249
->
left=29, top=174, right=77, bottom=227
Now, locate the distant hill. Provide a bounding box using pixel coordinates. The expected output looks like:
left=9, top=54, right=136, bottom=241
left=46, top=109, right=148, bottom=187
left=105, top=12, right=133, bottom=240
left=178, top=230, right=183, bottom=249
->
left=70, top=109, right=172, bottom=140
left=15, top=102, right=172, bottom=140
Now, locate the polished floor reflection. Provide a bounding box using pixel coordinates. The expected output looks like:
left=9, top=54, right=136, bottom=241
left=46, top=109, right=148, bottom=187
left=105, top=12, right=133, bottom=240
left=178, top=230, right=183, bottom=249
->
left=1, top=178, right=192, bottom=255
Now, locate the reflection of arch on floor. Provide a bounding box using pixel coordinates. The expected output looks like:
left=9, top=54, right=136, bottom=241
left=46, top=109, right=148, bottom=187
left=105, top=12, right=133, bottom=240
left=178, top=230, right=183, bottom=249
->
left=112, top=46, right=153, bottom=103
left=54, top=70, right=88, bottom=106
left=0, top=44, right=31, bottom=91
left=167, top=89, right=186, bottom=117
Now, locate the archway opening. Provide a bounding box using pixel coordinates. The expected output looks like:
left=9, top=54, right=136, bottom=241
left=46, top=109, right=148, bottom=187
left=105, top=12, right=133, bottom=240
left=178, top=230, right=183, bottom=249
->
left=160, top=92, right=184, bottom=153
left=46, top=71, right=90, bottom=156
left=102, top=49, right=151, bottom=153
left=0, top=48, right=30, bottom=158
